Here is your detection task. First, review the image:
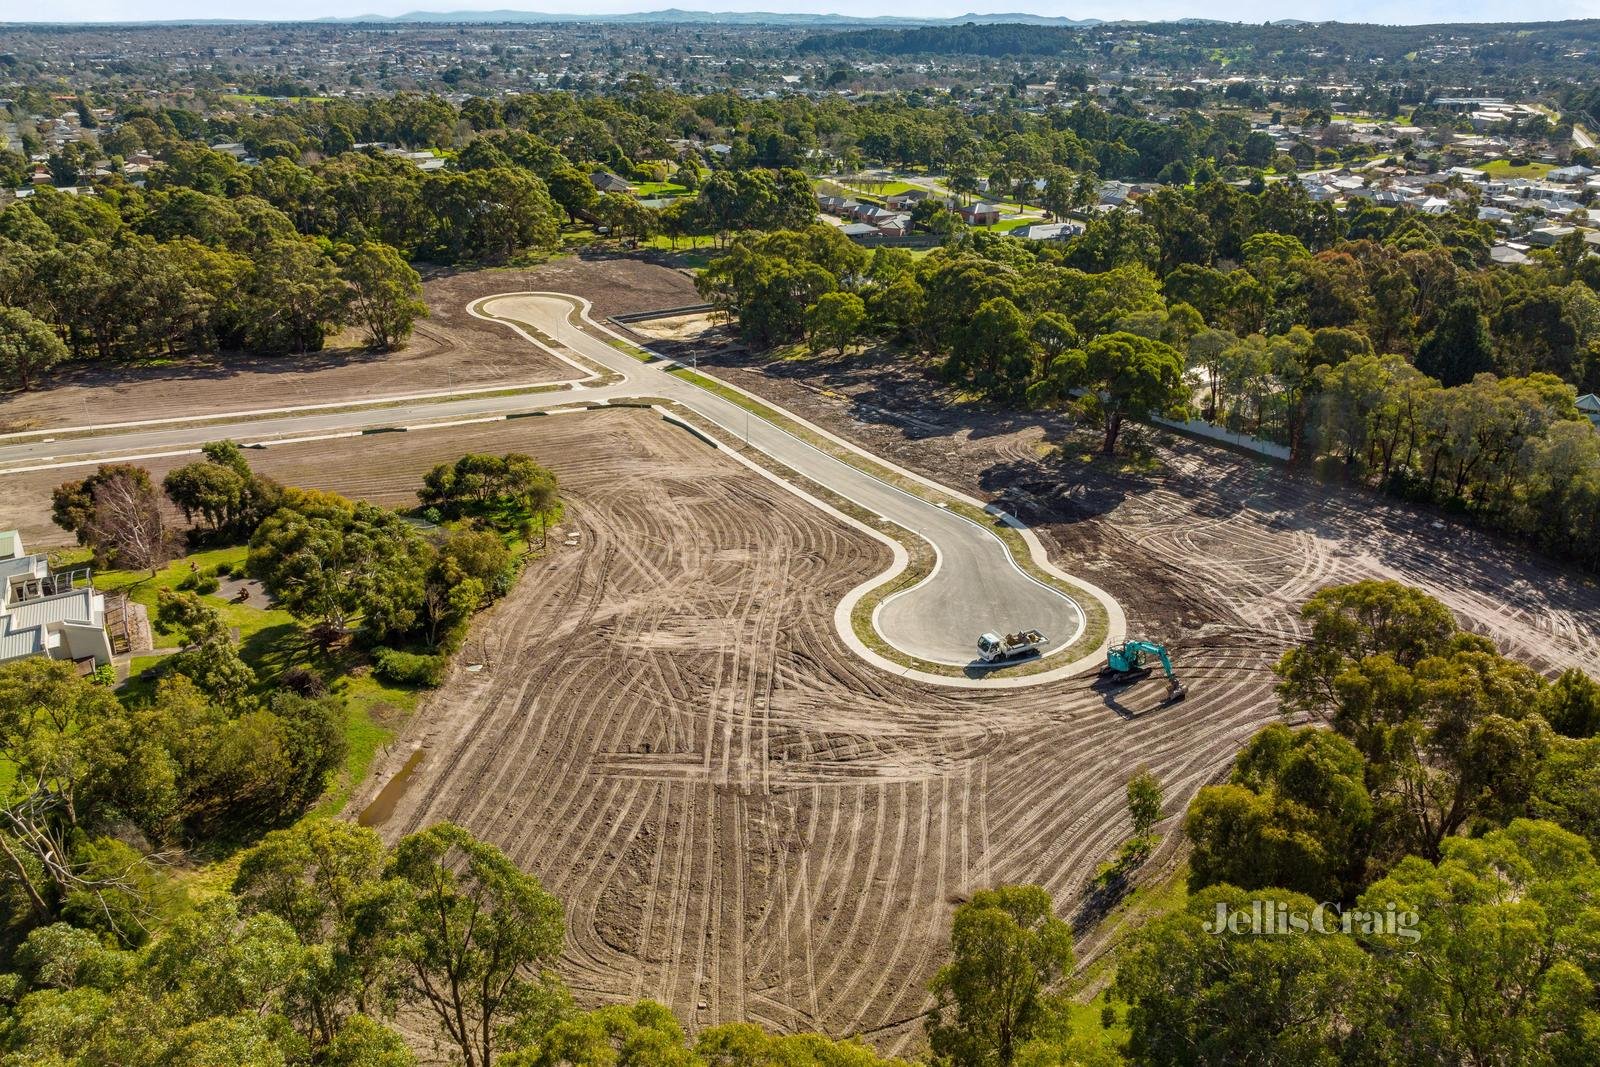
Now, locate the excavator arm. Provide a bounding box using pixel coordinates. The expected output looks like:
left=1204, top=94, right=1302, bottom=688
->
left=1105, top=640, right=1187, bottom=701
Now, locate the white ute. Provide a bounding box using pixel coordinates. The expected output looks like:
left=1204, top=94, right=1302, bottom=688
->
left=977, top=629, right=1046, bottom=662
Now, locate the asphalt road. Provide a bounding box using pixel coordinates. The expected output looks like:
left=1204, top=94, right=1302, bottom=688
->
left=0, top=292, right=1089, bottom=668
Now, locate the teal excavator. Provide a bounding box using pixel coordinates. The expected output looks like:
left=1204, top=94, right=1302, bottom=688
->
left=1100, top=640, right=1187, bottom=702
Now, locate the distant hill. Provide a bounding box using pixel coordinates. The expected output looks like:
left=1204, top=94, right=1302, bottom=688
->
left=317, top=9, right=1103, bottom=26
left=797, top=22, right=1095, bottom=56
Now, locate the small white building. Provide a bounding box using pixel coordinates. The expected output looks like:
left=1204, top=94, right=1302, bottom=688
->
left=0, top=531, right=113, bottom=669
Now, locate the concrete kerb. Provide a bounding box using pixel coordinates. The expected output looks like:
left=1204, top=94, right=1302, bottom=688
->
left=0, top=365, right=599, bottom=444
left=569, top=296, right=1126, bottom=650
left=468, top=291, right=1127, bottom=689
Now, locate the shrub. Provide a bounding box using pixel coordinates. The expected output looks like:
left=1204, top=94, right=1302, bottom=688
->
left=373, top=647, right=447, bottom=687
left=213, top=561, right=234, bottom=577
left=192, top=574, right=220, bottom=596
left=279, top=664, right=328, bottom=697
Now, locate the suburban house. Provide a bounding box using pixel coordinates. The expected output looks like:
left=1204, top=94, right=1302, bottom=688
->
left=0, top=530, right=115, bottom=670
left=852, top=203, right=900, bottom=225
left=590, top=170, right=634, bottom=193
left=1526, top=225, right=1577, bottom=247
left=958, top=202, right=1001, bottom=226
left=1489, top=243, right=1534, bottom=266
left=885, top=189, right=939, bottom=211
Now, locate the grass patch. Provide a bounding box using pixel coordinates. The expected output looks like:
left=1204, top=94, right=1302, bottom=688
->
left=605, top=336, right=663, bottom=363
left=1074, top=861, right=1191, bottom=992
left=633, top=180, right=688, bottom=197
left=220, top=93, right=332, bottom=106
left=95, top=547, right=295, bottom=648
left=1476, top=159, right=1556, bottom=178
left=317, top=672, right=421, bottom=814
left=985, top=216, right=1039, bottom=233
left=1065, top=993, right=1131, bottom=1054
left=119, top=653, right=171, bottom=702
left=1059, top=861, right=1191, bottom=1057
left=638, top=236, right=719, bottom=268
left=846, top=179, right=920, bottom=196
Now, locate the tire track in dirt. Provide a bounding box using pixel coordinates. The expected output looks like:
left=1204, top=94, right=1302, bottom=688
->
left=290, top=404, right=1599, bottom=1052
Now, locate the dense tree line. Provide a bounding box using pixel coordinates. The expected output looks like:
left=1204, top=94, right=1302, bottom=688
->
left=701, top=176, right=1600, bottom=570
left=8, top=76, right=1526, bottom=391
left=1113, top=579, right=1600, bottom=1065
left=0, top=183, right=429, bottom=385
left=0, top=651, right=345, bottom=952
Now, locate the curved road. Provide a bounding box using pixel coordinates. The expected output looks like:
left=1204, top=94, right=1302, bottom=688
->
left=0, top=292, right=1109, bottom=671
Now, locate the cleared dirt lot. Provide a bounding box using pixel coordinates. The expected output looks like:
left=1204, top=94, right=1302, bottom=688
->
left=6, top=263, right=1597, bottom=1055
left=8, top=385, right=1598, bottom=1055
left=0, top=256, right=697, bottom=433
left=330, top=408, right=1275, bottom=1054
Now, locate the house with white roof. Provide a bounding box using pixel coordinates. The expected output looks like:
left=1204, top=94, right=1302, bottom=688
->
left=0, top=531, right=113, bottom=670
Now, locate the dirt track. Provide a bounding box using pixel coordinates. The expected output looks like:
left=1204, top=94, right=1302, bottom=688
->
left=0, top=256, right=697, bottom=433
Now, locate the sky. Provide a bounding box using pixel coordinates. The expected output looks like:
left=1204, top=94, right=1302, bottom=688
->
left=7, top=0, right=1600, bottom=26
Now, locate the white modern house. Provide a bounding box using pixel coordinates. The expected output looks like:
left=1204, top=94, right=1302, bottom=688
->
left=0, top=530, right=114, bottom=669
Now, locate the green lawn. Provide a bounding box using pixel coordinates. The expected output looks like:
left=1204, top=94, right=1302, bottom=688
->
left=96, top=545, right=295, bottom=651
left=1477, top=159, right=1556, bottom=179
left=1066, top=993, right=1131, bottom=1055
left=633, top=181, right=688, bottom=197
left=985, top=216, right=1039, bottom=233
left=317, top=672, right=421, bottom=814
left=638, top=236, right=719, bottom=267
left=813, top=178, right=888, bottom=206
left=847, top=179, right=921, bottom=196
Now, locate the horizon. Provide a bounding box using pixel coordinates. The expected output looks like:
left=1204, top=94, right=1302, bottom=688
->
left=7, top=1, right=1600, bottom=28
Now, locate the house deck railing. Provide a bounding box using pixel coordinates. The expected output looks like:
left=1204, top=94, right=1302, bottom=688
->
left=10, top=567, right=93, bottom=604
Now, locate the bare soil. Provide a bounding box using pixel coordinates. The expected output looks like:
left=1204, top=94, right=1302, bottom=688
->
left=337, top=408, right=1268, bottom=1057
left=0, top=255, right=698, bottom=434
left=626, top=311, right=721, bottom=343
left=5, top=263, right=1597, bottom=1058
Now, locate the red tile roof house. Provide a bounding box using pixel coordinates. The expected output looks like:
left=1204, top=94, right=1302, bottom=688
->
left=885, top=189, right=933, bottom=211
left=958, top=202, right=1001, bottom=226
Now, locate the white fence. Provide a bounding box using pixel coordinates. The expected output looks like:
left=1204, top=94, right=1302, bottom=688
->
left=1150, top=415, right=1292, bottom=460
